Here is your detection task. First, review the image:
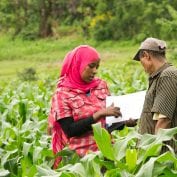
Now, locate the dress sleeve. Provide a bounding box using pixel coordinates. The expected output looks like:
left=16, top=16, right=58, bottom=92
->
left=58, top=116, right=95, bottom=137
left=55, top=91, right=73, bottom=120
left=48, top=91, right=72, bottom=128
left=151, top=76, right=177, bottom=120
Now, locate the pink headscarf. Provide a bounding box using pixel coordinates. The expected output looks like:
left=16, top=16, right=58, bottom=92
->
left=58, top=45, right=101, bottom=92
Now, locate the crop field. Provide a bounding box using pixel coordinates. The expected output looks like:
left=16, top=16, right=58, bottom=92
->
left=0, top=35, right=177, bottom=176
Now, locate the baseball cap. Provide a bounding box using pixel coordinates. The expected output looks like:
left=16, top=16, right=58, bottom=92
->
left=133, top=37, right=167, bottom=61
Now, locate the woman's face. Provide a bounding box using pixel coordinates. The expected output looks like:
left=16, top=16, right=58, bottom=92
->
left=81, top=59, right=100, bottom=83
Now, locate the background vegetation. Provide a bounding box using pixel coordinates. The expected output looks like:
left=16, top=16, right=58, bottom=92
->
left=0, top=0, right=177, bottom=40
left=0, top=0, right=177, bottom=176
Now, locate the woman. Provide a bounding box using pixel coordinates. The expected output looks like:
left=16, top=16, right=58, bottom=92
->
left=48, top=45, right=122, bottom=168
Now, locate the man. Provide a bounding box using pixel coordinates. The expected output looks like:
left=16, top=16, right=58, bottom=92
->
left=133, top=37, right=177, bottom=152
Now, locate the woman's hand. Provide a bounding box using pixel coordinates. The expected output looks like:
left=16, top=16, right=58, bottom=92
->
left=93, top=103, right=122, bottom=121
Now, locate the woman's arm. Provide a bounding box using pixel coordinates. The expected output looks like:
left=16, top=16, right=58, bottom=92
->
left=58, top=116, right=95, bottom=137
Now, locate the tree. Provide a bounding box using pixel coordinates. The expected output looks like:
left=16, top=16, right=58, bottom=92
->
left=38, top=0, right=53, bottom=37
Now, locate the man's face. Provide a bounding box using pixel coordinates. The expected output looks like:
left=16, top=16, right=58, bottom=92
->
left=140, top=52, right=154, bottom=75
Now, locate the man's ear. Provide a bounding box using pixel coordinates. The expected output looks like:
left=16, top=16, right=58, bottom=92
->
left=143, top=51, right=151, bottom=61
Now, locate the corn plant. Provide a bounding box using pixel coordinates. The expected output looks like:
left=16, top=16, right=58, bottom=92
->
left=0, top=79, right=55, bottom=176
left=1, top=65, right=177, bottom=177
left=36, top=124, right=177, bottom=177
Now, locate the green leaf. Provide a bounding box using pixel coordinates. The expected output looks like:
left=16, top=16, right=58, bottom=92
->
left=136, top=157, right=157, bottom=177
left=156, top=152, right=177, bottom=168
left=60, top=163, right=87, bottom=177
left=92, top=123, right=114, bottom=160
left=155, top=127, right=177, bottom=143
left=152, top=162, right=166, bottom=176
left=104, top=168, right=121, bottom=177
left=18, top=101, right=27, bottom=123
left=161, top=168, right=177, bottom=177
left=37, top=165, right=59, bottom=176
left=57, top=148, right=80, bottom=166
left=1, top=149, right=18, bottom=166
left=33, top=146, right=43, bottom=163
left=21, top=156, right=37, bottom=177
left=115, top=126, right=129, bottom=137
left=41, top=148, right=54, bottom=158
left=0, top=169, right=10, bottom=177
left=137, top=133, right=156, bottom=149
left=59, top=173, right=75, bottom=177
left=4, top=157, right=20, bottom=176
left=113, top=129, right=140, bottom=161
left=141, top=143, right=162, bottom=163
left=22, top=142, right=32, bottom=157
left=81, top=153, right=102, bottom=177
left=125, top=148, right=137, bottom=172
left=95, top=158, right=115, bottom=171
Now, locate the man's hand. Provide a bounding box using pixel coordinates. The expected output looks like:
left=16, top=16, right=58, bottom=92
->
left=124, top=118, right=137, bottom=127
left=155, top=117, right=171, bottom=134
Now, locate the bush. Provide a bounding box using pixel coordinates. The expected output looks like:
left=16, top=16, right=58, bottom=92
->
left=17, top=67, right=38, bottom=81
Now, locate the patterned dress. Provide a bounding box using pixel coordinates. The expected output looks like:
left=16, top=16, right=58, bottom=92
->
left=48, top=80, right=110, bottom=157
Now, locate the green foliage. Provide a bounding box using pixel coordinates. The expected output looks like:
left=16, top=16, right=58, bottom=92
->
left=36, top=123, right=177, bottom=176
left=0, top=169, right=10, bottom=177
left=17, top=67, right=37, bottom=81
left=0, top=66, right=177, bottom=176
left=0, top=79, right=55, bottom=176
left=93, top=124, right=177, bottom=176
left=1, top=0, right=177, bottom=40
left=156, top=5, right=177, bottom=39
left=93, top=123, right=114, bottom=160
left=90, top=0, right=145, bottom=40
left=125, top=148, right=137, bottom=172
left=98, top=62, right=148, bottom=95
left=0, top=35, right=177, bottom=176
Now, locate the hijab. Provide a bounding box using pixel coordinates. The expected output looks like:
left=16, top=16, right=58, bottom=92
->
left=58, top=45, right=101, bottom=92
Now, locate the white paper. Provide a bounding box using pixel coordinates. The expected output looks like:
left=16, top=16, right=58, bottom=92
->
left=106, top=91, right=146, bottom=126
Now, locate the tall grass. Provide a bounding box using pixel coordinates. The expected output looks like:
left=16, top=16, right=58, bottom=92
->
left=1, top=33, right=176, bottom=83
left=0, top=34, right=139, bottom=81
left=1, top=78, right=177, bottom=176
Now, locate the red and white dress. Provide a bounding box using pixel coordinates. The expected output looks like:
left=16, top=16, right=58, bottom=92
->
left=48, top=80, right=110, bottom=159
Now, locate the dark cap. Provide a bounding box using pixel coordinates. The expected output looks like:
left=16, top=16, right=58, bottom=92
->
left=133, top=37, right=167, bottom=61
